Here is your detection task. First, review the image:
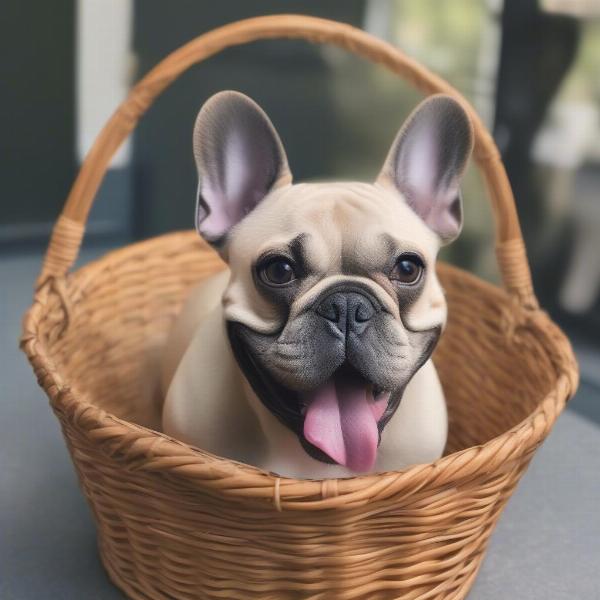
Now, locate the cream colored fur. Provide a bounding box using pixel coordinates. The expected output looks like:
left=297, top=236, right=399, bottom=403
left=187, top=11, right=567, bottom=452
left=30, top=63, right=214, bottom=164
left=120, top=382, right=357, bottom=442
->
left=162, top=182, right=449, bottom=479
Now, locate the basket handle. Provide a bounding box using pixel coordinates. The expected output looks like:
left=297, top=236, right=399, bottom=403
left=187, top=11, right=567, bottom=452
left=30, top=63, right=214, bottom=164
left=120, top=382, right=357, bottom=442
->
left=37, top=14, right=537, bottom=309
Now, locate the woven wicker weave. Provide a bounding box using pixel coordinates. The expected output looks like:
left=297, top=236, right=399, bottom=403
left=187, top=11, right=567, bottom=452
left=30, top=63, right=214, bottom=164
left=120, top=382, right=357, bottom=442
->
left=21, top=15, right=578, bottom=600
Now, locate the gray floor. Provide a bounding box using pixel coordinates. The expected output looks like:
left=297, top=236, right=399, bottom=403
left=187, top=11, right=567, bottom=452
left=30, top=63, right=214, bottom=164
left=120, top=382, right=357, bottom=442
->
left=1, top=247, right=599, bottom=599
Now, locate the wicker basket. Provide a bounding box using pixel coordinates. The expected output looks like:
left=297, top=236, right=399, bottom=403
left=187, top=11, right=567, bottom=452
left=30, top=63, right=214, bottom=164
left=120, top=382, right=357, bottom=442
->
left=21, top=15, right=578, bottom=600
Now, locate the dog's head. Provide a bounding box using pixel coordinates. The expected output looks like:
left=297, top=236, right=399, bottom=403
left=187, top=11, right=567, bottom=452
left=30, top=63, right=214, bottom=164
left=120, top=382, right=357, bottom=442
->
left=193, top=91, right=473, bottom=472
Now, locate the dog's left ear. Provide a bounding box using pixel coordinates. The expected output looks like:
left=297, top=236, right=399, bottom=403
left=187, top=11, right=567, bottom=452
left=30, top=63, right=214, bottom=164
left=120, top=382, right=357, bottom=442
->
left=377, top=95, right=474, bottom=244
left=193, top=91, right=291, bottom=246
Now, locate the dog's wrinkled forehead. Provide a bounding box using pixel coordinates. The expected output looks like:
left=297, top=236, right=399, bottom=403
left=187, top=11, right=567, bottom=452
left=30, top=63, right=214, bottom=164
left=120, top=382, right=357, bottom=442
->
left=223, top=181, right=446, bottom=333
left=229, top=181, right=438, bottom=268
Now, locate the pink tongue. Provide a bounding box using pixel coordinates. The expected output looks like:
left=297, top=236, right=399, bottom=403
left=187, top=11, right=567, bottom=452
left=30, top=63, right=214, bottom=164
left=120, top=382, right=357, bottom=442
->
left=303, top=375, right=379, bottom=472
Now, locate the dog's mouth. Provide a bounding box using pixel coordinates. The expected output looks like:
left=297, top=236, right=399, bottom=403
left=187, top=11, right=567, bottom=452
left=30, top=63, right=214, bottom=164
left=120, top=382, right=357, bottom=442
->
left=227, top=323, right=393, bottom=472
left=299, top=364, right=391, bottom=472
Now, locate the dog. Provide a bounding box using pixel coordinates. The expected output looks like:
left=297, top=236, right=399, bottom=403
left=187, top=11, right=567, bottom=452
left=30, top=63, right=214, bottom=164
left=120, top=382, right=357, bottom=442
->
left=161, top=90, right=473, bottom=479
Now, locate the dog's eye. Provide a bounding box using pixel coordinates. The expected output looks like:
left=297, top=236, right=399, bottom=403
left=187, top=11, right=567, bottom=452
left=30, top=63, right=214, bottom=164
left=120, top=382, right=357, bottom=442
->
left=390, top=254, right=424, bottom=284
left=259, top=257, right=296, bottom=286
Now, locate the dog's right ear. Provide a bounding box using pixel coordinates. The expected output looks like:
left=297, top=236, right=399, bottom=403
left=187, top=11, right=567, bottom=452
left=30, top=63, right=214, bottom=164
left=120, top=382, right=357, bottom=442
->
left=193, top=91, right=291, bottom=248
left=376, top=95, right=474, bottom=244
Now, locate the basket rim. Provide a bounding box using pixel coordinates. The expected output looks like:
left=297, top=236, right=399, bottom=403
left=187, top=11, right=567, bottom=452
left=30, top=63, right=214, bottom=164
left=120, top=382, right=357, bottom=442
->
left=21, top=231, right=579, bottom=511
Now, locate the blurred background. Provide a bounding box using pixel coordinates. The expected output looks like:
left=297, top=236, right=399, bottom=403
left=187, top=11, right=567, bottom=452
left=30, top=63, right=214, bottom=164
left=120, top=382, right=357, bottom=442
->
left=1, top=2, right=599, bottom=598
left=3, top=0, right=600, bottom=339
left=2, top=2, right=599, bottom=299
left=1, top=0, right=599, bottom=389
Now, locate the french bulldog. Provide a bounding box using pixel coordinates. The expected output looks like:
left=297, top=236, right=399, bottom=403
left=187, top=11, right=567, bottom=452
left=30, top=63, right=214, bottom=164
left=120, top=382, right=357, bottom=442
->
left=161, top=90, right=473, bottom=479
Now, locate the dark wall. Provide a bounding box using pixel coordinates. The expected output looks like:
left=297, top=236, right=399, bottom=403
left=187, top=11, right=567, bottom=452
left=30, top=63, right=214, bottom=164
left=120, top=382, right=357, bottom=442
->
left=0, top=1, right=366, bottom=245
left=0, top=0, right=76, bottom=240
left=132, top=1, right=366, bottom=238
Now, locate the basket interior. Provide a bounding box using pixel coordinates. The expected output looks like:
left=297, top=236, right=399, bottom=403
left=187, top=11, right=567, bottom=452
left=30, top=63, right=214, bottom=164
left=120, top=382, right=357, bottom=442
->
left=40, top=231, right=559, bottom=457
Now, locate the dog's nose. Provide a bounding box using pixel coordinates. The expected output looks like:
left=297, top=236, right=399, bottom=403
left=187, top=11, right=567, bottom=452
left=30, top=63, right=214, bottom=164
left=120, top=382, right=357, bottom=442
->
left=316, top=292, right=376, bottom=334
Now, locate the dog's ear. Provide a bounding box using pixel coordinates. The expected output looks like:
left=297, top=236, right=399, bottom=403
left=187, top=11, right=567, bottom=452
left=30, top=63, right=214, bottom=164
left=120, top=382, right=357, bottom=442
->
left=377, top=95, right=474, bottom=244
left=193, top=91, right=291, bottom=246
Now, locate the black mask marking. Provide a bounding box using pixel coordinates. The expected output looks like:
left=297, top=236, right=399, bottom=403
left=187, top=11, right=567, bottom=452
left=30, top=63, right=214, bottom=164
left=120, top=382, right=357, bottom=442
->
left=227, top=281, right=442, bottom=465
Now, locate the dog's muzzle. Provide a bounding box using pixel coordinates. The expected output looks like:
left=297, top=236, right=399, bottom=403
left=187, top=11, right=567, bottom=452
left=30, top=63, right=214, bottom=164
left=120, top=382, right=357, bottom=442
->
left=227, top=282, right=440, bottom=471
